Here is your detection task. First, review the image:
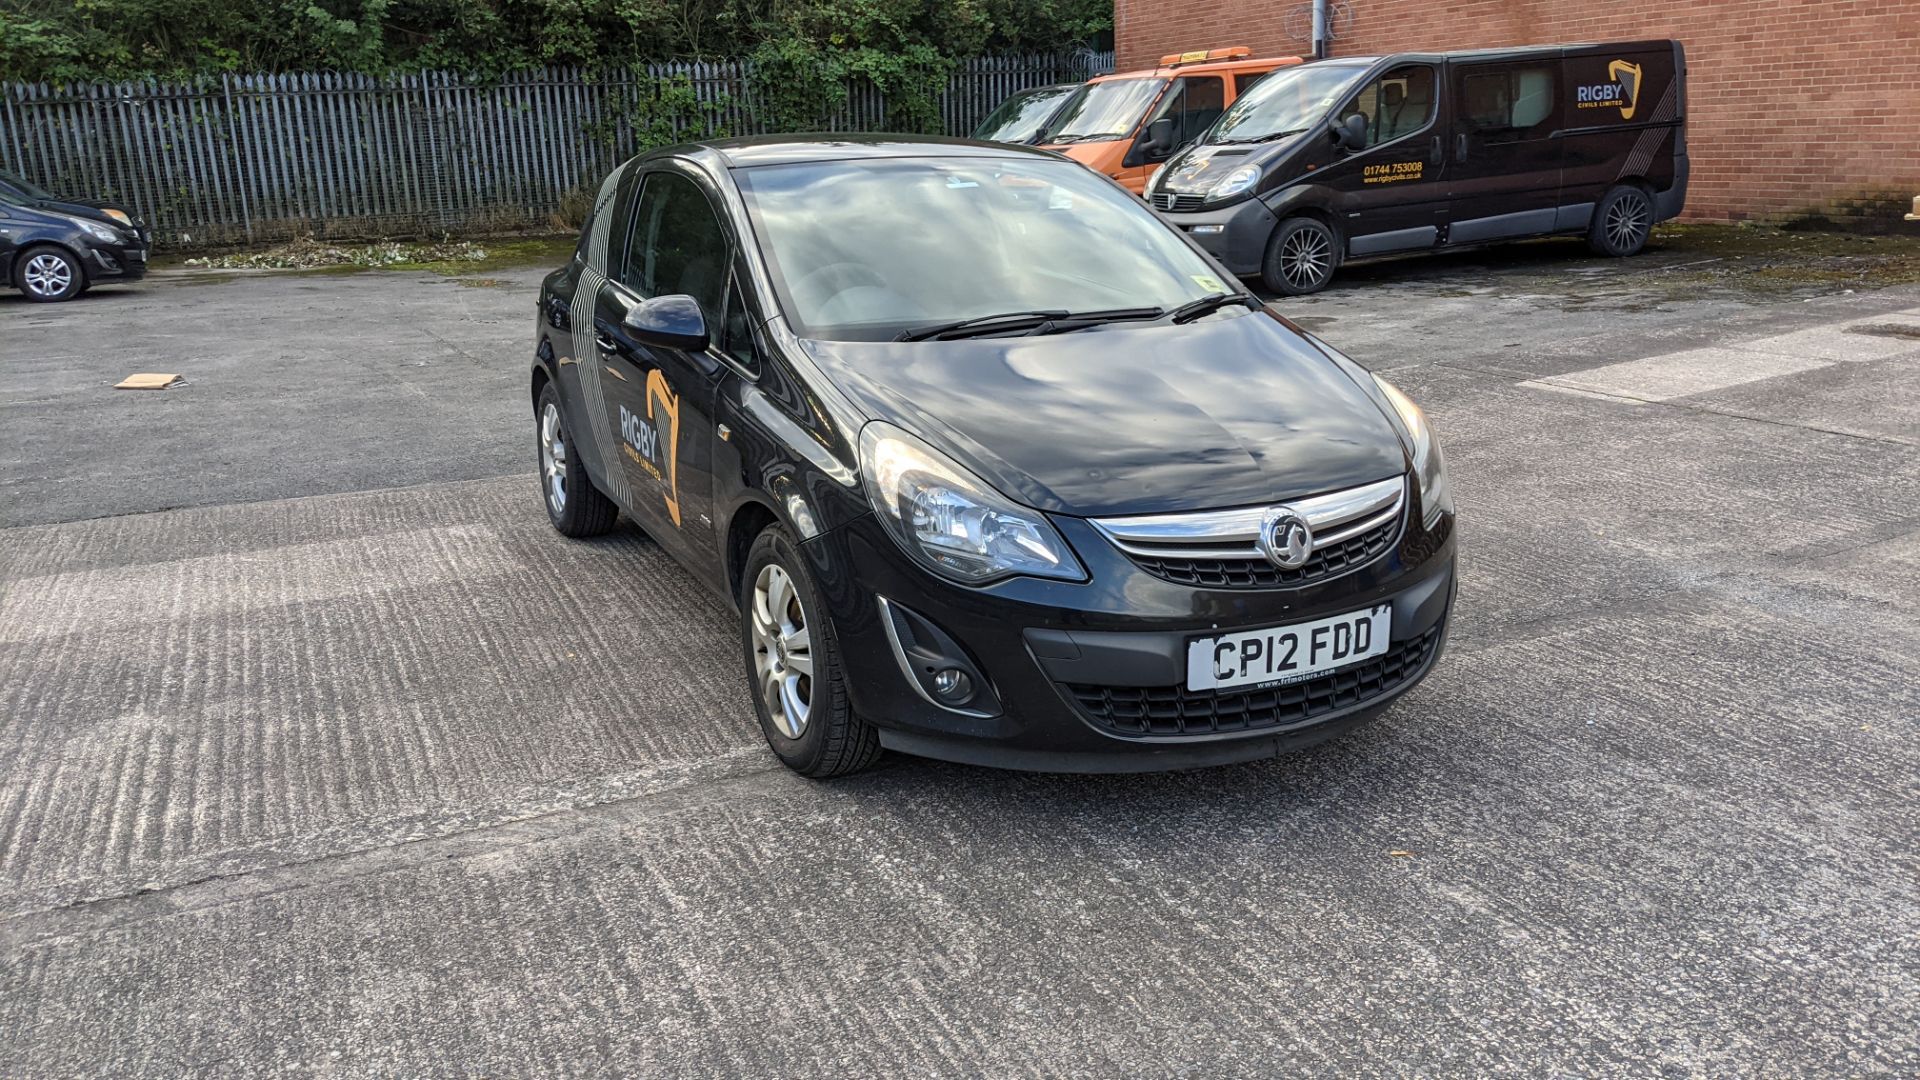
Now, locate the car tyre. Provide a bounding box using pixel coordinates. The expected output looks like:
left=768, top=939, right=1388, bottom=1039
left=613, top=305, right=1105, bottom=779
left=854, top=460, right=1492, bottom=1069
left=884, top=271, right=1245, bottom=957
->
left=1261, top=217, right=1340, bottom=296
left=1588, top=184, right=1653, bottom=257
left=16, top=245, right=85, bottom=303
left=740, top=524, right=882, bottom=778
left=536, top=382, right=619, bottom=537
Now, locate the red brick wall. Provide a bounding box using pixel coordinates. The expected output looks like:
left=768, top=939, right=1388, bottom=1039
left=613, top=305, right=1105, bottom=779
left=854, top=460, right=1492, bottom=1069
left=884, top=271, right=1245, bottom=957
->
left=1114, top=0, right=1920, bottom=223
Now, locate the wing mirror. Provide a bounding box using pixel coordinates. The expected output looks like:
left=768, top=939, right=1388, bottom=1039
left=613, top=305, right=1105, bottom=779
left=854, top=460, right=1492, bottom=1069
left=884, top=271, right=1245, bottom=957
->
left=622, top=294, right=708, bottom=352
left=1143, top=117, right=1178, bottom=160
left=1333, top=114, right=1369, bottom=151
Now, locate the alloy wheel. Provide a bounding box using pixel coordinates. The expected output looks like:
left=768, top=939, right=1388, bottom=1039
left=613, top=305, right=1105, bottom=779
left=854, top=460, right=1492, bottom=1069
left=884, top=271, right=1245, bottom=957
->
left=1281, top=226, right=1332, bottom=290
left=22, top=253, right=73, bottom=298
left=750, top=563, right=814, bottom=739
left=540, top=401, right=567, bottom=513
left=1605, top=191, right=1650, bottom=252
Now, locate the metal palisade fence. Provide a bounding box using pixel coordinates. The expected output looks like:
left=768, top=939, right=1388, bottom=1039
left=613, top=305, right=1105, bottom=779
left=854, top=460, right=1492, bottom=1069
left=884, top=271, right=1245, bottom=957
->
left=0, top=50, right=1113, bottom=247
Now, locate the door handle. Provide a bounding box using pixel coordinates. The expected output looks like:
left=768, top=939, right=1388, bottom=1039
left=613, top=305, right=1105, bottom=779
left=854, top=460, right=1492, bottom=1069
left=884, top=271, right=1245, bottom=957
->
left=594, top=332, right=617, bottom=354
left=1454, top=133, right=1469, bottom=162
left=1430, top=135, right=1443, bottom=164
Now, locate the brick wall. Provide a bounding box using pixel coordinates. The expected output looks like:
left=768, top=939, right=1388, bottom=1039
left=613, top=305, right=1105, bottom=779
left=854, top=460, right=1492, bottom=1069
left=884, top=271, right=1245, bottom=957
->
left=1114, top=0, right=1920, bottom=223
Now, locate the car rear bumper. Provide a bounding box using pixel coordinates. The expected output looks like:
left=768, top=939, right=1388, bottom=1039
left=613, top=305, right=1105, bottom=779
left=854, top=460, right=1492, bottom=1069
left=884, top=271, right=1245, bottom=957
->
left=805, top=504, right=1456, bottom=773
left=1158, top=197, right=1277, bottom=277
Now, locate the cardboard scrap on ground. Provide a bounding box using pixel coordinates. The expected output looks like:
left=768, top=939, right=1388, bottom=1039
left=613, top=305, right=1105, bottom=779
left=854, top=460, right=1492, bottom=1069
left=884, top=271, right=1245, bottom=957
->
left=114, top=373, right=184, bottom=390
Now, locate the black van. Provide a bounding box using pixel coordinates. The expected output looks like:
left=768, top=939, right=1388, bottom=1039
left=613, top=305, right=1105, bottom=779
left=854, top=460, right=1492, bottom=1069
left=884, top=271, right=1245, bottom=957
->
left=1147, top=41, right=1687, bottom=294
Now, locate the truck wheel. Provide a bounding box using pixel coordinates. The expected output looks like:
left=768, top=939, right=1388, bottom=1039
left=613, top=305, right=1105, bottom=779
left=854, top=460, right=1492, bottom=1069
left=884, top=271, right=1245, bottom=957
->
left=16, top=245, right=85, bottom=302
left=740, top=524, right=882, bottom=778
left=1261, top=217, right=1339, bottom=296
left=1588, top=185, right=1653, bottom=257
left=536, top=382, right=619, bottom=537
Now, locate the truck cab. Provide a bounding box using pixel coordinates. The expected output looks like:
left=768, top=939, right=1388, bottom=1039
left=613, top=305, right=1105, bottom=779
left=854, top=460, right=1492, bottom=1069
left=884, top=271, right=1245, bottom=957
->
left=1038, top=47, right=1307, bottom=194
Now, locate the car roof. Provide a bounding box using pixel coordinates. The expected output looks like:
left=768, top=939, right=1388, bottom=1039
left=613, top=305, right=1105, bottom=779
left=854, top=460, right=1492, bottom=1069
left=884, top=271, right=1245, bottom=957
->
left=682, top=134, right=1059, bottom=169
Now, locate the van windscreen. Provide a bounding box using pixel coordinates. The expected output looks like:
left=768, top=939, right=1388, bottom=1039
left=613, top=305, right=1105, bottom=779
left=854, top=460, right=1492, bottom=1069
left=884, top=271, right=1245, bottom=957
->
left=1044, top=78, right=1168, bottom=143
left=1207, top=64, right=1372, bottom=143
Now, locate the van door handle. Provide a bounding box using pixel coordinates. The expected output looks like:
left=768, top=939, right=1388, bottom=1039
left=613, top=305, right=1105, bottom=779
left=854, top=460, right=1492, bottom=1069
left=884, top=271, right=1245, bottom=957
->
left=1430, top=135, right=1443, bottom=164
left=1455, top=133, right=1469, bottom=162
left=594, top=332, right=617, bottom=354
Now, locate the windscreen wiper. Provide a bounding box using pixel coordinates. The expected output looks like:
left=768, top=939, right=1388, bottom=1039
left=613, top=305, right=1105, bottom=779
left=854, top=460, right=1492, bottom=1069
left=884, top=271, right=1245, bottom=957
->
left=1029, top=307, right=1167, bottom=335
left=896, top=310, right=1071, bottom=341
left=896, top=307, right=1168, bottom=342
left=1213, top=128, right=1307, bottom=145
left=1168, top=292, right=1263, bottom=324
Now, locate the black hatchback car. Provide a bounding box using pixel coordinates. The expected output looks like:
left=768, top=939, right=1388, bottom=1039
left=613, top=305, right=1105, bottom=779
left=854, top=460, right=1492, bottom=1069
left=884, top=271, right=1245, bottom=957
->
left=532, top=135, right=1455, bottom=776
left=0, top=170, right=150, bottom=302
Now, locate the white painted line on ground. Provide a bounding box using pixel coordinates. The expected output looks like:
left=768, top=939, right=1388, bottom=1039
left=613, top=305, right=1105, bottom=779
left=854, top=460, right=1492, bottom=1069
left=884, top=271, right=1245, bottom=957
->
left=1522, top=308, right=1920, bottom=402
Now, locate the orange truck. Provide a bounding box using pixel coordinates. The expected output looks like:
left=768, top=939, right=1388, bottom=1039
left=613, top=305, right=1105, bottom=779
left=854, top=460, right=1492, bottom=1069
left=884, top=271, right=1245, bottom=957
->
left=1039, top=47, right=1307, bottom=193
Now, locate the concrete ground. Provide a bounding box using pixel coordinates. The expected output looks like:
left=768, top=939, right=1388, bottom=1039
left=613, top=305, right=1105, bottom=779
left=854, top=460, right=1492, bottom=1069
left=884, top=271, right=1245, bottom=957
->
left=1, top=234, right=1917, bottom=1076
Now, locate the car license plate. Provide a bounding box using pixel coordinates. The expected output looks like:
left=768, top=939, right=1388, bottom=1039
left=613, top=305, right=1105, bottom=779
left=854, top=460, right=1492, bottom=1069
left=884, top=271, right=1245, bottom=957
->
left=1186, top=605, right=1392, bottom=692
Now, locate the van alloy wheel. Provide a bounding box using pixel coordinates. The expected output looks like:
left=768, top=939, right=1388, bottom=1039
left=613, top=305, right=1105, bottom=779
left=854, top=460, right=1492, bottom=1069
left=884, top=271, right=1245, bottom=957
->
left=1280, top=227, right=1333, bottom=291
left=1604, top=190, right=1650, bottom=252
left=750, top=563, right=814, bottom=739
left=22, top=252, right=73, bottom=298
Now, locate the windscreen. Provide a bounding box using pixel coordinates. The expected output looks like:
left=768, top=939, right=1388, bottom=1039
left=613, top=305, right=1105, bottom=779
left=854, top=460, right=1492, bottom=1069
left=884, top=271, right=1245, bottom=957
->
left=1043, top=78, right=1167, bottom=143
left=974, top=85, right=1077, bottom=143
left=0, top=169, right=56, bottom=200
left=1208, top=63, right=1373, bottom=143
left=736, top=156, right=1233, bottom=341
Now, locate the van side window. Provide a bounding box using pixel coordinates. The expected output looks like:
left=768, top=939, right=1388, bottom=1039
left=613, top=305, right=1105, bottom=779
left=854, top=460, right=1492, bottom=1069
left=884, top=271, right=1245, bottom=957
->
left=1459, top=64, right=1557, bottom=141
left=1341, top=65, right=1437, bottom=148
left=1146, top=75, right=1227, bottom=147
left=1235, top=71, right=1270, bottom=96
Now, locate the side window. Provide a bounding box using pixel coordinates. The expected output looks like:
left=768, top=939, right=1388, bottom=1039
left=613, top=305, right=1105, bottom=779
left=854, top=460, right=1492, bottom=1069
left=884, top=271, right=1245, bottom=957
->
left=1234, top=71, right=1270, bottom=97
left=1147, top=75, right=1227, bottom=147
left=1342, top=65, right=1436, bottom=148
left=720, top=274, right=759, bottom=371
left=1458, top=63, right=1557, bottom=142
left=619, top=170, right=730, bottom=324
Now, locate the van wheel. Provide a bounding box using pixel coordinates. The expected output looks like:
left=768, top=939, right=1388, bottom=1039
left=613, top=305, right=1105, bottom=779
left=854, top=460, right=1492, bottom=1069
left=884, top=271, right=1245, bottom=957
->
left=1262, top=217, right=1339, bottom=296
left=1588, top=185, right=1653, bottom=257
left=16, top=245, right=85, bottom=303
left=535, top=382, right=619, bottom=537
left=740, top=524, right=882, bottom=779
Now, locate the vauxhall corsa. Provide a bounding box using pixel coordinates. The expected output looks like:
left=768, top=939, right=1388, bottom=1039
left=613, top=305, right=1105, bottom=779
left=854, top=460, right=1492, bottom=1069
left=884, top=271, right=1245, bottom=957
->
left=531, top=136, right=1456, bottom=776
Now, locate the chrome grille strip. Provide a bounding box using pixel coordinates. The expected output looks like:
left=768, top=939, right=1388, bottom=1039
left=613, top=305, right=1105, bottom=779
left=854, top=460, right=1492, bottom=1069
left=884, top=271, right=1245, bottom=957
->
left=1091, top=475, right=1405, bottom=558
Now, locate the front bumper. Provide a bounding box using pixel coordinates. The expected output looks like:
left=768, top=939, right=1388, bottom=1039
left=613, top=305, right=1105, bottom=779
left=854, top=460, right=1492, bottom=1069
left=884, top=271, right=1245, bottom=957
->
left=803, top=502, right=1456, bottom=772
left=84, top=236, right=150, bottom=281
left=1158, top=196, right=1278, bottom=277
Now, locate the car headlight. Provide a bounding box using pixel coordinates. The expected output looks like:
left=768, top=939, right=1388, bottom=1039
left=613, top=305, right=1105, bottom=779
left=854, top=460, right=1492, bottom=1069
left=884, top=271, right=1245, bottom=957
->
left=1372, top=375, right=1453, bottom=528
left=859, top=421, right=1085, bottom=585
left=66, top=215, right=119, bottom=243
left=1146, top=164, right=1167, bottom=194
left=1210, top=164, right=1261, bottom=201
left=103, top=209, right=133, bottom=227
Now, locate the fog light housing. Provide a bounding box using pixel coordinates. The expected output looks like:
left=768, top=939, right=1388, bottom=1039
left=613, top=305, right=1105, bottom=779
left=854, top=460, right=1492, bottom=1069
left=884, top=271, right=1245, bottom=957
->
left=877, top=597, right=1000, bottom=717
left=1190, top=224, right=1225, bottom=235
left=931, top=668, right=972, bottom=704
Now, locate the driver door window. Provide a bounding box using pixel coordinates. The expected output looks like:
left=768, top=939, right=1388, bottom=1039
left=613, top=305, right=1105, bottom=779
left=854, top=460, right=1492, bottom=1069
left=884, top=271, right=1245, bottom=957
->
left=621, top=171, right=729, bottom=325
left=1147, top=76, right=1227, bottom=148
left=1341, top=65, right=1437, bottom=149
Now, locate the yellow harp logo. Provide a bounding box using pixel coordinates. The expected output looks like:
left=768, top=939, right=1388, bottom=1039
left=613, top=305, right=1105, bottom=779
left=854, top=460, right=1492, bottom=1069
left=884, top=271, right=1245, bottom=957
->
left=644, top=369, right=683, bottom=527
left=1608, top=60, right=1643, bottom=121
